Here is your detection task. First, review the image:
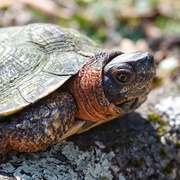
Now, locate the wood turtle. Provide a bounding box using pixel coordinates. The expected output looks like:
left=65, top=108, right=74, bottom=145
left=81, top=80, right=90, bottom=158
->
left=0, top=23, right=156, bottom=157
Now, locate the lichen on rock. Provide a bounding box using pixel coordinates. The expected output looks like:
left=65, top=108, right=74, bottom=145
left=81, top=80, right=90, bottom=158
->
left=0, top=141, right=115, bottom=180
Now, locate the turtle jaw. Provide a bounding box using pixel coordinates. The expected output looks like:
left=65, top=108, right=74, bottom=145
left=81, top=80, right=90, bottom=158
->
left=115, top=97, right=139, bottom=111
left=114, top=83, right=152, bottom=113
left=109, top=77, right=153, bottom=111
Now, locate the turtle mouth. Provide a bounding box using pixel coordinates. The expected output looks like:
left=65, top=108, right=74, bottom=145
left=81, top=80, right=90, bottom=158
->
left=115, top=97, right=139, bottom=110
left=130, top=98, right=138, bottom=110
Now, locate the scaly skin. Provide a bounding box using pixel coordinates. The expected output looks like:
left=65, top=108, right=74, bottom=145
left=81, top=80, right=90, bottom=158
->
left=0, top=51, right=155, bottom=158
left=69, top=52, right=155, bottom=121
left=0, top=91, right=76, bottom=156
left=69, top=52, right=126, bottom=121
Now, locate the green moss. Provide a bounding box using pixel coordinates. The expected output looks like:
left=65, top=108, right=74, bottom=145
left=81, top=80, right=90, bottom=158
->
left=156, top=126, right=167, bottom=133
left=156, top=135, right=161, bottom=142
left=148, top=114, right=167, bottom=125
left=177, top=140, right=180, bottom=148
left=162, top=160, right=175, bottom=174
left=160, top=147, right=168, bottom=158
left=148, top=114, right=168, bottom=133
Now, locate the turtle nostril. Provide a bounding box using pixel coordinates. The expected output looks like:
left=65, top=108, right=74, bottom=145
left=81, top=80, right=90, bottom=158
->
left=150, top=57, right=154, bottom=67
left=145, top=53, right=155, bottom=70
left=147, top=54, right=155, bottom=67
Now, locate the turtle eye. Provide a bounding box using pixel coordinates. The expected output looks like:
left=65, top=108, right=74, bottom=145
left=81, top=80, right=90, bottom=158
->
left=112, top=70, right=134, bottom=84
left=116, top=73, right=128, bottom=83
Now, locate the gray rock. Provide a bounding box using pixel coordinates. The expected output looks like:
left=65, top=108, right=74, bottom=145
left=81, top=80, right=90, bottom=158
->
left=0, top=78, right=179, bottom=180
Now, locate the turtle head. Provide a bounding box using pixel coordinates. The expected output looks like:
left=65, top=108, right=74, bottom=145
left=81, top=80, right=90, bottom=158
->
left=103, top=51, right=156, bottom=110
left=69, top=51, right=155, bottom=122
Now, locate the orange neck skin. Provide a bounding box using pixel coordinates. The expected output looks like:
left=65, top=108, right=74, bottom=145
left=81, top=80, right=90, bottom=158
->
left=68, top=51, right=126, bottom=122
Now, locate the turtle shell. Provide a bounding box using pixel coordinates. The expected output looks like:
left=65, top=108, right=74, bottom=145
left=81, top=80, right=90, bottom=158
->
left=0, top=23, right=101, bottom=117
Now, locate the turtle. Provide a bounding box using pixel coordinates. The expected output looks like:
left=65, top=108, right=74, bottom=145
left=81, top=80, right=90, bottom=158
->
left=0, top=23, right=156, bottom=157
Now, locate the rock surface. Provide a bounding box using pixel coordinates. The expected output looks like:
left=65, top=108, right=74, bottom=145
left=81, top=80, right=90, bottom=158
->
left=0, top=78, right=179, bottom=180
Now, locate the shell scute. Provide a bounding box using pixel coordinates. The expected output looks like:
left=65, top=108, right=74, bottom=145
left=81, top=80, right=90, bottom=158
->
left=0, top=23, right=100, bottom=117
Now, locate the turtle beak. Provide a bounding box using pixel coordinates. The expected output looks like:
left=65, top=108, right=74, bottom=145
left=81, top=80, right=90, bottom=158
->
left=115, top=97, right=139, bottom=110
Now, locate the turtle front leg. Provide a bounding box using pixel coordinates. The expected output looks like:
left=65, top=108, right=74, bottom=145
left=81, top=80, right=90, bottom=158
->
left=0, top=91, right=76, bottom=157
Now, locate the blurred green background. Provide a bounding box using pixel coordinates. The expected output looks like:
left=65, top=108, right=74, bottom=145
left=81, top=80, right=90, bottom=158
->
left=0, top=0, right=179, bottom=42
left=0, top=0, right=180, bottom=86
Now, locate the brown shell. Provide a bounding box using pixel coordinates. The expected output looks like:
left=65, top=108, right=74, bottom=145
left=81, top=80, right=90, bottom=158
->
left=0, top=23, right=101, bottom=117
